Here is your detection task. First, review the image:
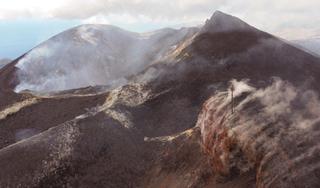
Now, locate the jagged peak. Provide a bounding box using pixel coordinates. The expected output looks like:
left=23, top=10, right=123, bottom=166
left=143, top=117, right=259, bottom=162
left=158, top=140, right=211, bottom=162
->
left=201, top=11, right=254, bottom=33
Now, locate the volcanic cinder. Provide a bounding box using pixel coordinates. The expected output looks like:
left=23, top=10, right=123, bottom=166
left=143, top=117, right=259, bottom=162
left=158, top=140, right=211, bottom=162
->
left=0, top=11, right=320, bottom=188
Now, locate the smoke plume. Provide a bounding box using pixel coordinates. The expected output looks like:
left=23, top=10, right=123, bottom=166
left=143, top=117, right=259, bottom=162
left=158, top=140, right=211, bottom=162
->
left=15, top=25, right=199, bottom=93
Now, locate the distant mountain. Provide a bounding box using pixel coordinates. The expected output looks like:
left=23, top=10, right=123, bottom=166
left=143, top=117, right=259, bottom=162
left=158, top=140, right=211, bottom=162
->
left=14, top=24, right=199, bottom=92
left=292, top=36, right=320, bottom=56
left=1, top=11, right=320, bottom=188
left=0, top=58, right=11, bottom=68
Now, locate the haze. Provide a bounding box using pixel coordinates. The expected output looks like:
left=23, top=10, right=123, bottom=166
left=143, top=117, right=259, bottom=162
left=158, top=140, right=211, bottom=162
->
left=1, top=0, right=320, bottom=59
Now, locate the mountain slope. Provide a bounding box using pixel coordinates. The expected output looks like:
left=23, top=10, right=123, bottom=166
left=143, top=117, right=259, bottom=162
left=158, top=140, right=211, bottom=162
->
left=14, top=25, right=199, bottom=92
left=1, top=11, right=320, bottom=188
left=293, top=36, right=320, bottom=56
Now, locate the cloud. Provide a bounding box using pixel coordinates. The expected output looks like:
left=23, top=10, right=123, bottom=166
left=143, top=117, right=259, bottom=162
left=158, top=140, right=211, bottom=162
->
left=0, top=0, right=219, bottom=21
left=0, top=0, right=320, bottom=39
left=82, top=14, right=110, bottom=25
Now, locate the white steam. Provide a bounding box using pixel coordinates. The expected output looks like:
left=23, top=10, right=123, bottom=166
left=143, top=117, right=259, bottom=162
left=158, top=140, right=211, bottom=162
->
left=230, top=79, right=255, bottom=97
left=235, top=78, right=320, bottom=129
left=15, top=25, right=199, bottom=93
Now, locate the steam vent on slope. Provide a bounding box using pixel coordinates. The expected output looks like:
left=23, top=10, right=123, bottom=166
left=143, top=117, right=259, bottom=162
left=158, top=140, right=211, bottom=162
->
left=1, top=11, right=320, bottom=188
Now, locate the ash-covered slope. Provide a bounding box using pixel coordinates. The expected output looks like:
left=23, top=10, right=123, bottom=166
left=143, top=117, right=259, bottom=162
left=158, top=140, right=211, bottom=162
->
left=1, top=11, right=320, bottom=188
left=14, top=25, right=199, bottom=92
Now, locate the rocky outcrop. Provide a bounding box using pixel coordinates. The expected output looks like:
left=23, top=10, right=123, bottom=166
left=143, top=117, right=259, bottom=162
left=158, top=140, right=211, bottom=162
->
left=197, top=79, right=320, bottom=188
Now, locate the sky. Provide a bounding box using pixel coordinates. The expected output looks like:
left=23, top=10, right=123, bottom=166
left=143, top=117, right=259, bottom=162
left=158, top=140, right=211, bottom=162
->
left=0, top=0, right=320, bottom=59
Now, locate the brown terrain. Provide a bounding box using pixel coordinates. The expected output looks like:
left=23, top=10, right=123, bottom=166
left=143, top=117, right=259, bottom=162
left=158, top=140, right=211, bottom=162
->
left=0, top=11, right=320, bottom=188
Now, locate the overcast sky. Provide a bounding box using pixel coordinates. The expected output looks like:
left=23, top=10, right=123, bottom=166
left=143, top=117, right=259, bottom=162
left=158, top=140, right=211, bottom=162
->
left=0, top=0, right=319, bottom=59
